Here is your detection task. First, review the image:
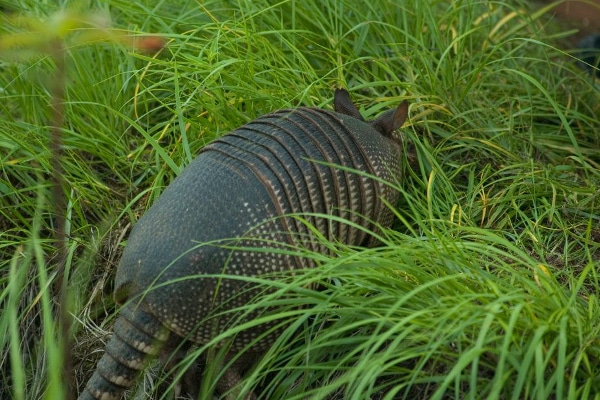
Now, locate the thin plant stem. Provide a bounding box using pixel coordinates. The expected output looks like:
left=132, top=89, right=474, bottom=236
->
left=48, top=37, right=74, bottom=400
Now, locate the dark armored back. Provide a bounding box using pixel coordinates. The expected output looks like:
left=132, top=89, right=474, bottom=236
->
left=207, top=107, right=402, bottom=249
left=116, top=106, right=402, bottom=347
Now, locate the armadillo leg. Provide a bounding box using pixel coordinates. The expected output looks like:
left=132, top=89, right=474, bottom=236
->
left=78, top=302, right=169, bottom=400
left=217, top=351, right=259, bottom=400
left=155, top=335, right=198, bottom=399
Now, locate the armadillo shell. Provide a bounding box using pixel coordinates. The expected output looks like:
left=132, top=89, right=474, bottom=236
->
left=115, top=107, right=402, bottom=349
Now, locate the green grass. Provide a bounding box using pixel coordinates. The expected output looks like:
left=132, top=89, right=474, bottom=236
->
left=1, top=0, right=599, bottom=399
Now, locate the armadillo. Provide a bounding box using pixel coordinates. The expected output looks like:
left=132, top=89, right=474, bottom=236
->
left=78, top=88, right=409, bottom=400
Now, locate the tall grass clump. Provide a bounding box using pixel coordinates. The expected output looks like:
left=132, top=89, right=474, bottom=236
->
left=0, top=0, right=598, bottom=399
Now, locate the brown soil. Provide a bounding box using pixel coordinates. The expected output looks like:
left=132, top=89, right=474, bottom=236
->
left=538, top=0, right=600, bottom=41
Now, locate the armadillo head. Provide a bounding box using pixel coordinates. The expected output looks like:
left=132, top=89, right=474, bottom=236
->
left=333, top=88, right=409, bottom=143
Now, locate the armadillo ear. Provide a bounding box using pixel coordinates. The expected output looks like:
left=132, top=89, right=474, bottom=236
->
left=370, top=101, right=409, bottom=136
left=334, top=88, right=366, bottom=121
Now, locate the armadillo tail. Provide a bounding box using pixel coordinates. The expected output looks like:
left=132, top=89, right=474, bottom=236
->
left=78, top=302, right=169, bottom=400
